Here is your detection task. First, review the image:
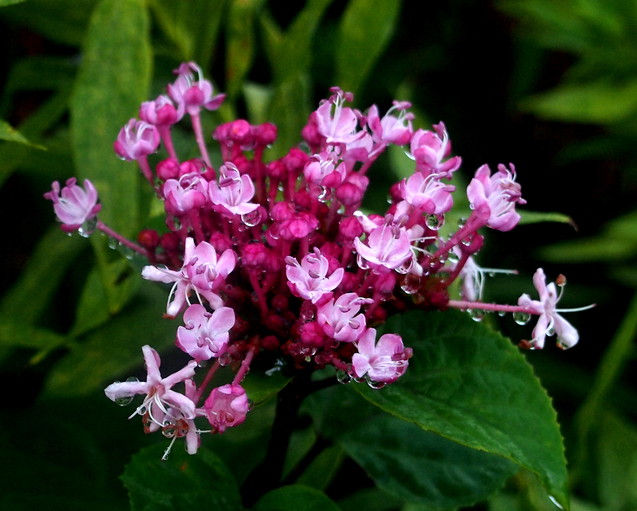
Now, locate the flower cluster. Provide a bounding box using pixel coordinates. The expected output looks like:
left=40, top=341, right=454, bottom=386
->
left=45, top=62, right=591, bottom=457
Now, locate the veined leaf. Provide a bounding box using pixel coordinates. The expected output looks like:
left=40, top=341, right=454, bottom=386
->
left=70, top=0, right=151, bottom=237
left=122, top=444, right=242, bottom=511
left=354, top=310, right=569, bottom=508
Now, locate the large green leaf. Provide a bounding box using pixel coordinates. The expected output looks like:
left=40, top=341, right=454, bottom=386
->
left=70, top=0, right=151, bottom=237
left=521, top=80, right=637, bottom=124
left=336, top=0, right=402, bottom=92
left=0, top=0, right=96, bottom=46
left=42, top=284, right=178, bottom=398
left=225, top=0, right=264, bottom=99
left=354, top=310, right=569, bottom=508
left=308, top=385, right=515, bottom=509
left=121, top=444, right=242, bottom=511
left=0, top=226, right=85, bottom=325
left=149, top=0, right=227, bottom=68
left=255, top=485, right=341, bottom=511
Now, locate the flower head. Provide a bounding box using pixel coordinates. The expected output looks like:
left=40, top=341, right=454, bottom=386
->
left=517, top=268, right=582, bottom=349
left=204, top=384, right=249, bottom=433
left=168, top=61, right=225, bottom=117
left=44, top=178, right=101, bottom=233
left=176, top=304, right=235, bottom=361
left=351, top=328, right=412, bottom=384
left=113, top=118, right=160, bottom=161
left=104, top=345, right=197, bottom=421
left=467, top=163, right=526, bottom=232
left=142, top=237, right=237, bottom=317
left=208, top=162, right=259, bottom=216
left=286, top=248, right=344, bottom=304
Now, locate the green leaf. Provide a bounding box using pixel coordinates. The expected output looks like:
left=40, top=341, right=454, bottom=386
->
left=0, top=119, right=38, bottom=146
left=0, top=226, right=86, bottom=326
left=539, top=209, right=637, bottom=262
left=519, top=209, right=575, bottom=226
left=242, top=368, right=291, bottom=407
left=521, top=80, right=637, bottom=124
left=121, top=444, right=242, bottom=511
left=70, top=259, right=140, bottom=337
left=342, top=415, right=514, bottom=509
left=70, top=0, right=151, bottom=237
left=225, top=0, right=264, bottom=98
left=0, top=0, right=25, bottom=6
left=336, top=0, right=402, bottom=92
left=0, top=0, right=96, bottom=47
left=354, top=310, right=569, bottom=508
left=309, top=386, right=515, bottom=509
left=255, top=485, right=341, bottom=511
left=42, top=285, right=178, bottom=398
left=266, top=0, right=334, bottom=84
left=149, top=0, right=228, bottom=67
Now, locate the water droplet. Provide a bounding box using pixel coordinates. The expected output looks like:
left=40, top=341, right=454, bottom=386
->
left=426, top=214, right=444, bottom=230
left=318, top=186, right=333, bottom=203
left=468, top=309, right=485, bottom=322
left=366, top=378, right=386, bottom=389
left=513, top=312, right=531, bottom=325
left=461, top=237, right=472, bottom=247
left=115, top=395, right=134, bottom=406
left=336, top=370, right=352, bottom=384
left=78, top=218, right=97, bottom=238
left=497, top=310, right=506, bottom=317
left=546, top=326, right=555, bottom=336
left=447, top=251, right=459, bottom=264
left=457, top=217, right=467, bottom=227
left=548, top=495, right=564, bottom=510
left=219, top=352, right=233, bottom=366
left=400, top=275, right=420, bottom=295
left=241, top=209, right=262, bottom=227
left=107, top=238, right=119, bottom=250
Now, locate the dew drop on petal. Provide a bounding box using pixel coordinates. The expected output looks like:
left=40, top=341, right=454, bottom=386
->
left=78, top=217, right=97, bottom=238
left=426, top=214, right=444, bottom=230
left=513, top=312, right=531, bottom=325
left=115, top=395, right=134, bottom=407
left=366, top=377, right=387, bottom=389
left=241, top=209, right=262, bottom=227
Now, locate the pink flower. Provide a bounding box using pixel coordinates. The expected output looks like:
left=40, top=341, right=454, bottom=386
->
left=208, top=162, right=259, bottom=216
left=314, top=87, right=362, bottom=145
left=139, top=95, right=182, bottom=126
left=517, top=268, right=581, bottom=349
left=303, top=151, right=347, bottom=188
left=204, top=384, right=249, bottom=433
left=113, top=118, right=160, bottom=160
left=104, top=345, right=197, bottom=421
left=351, top=328, right=411, bottom=384
left=286, top=248, right=345, bottom=304
left=162, top=172, right=209, bottom=215
left=168, top=61, right=225, bottom=117
left=142, top=237, right=237, bottom=317
left=176, top=304, right=235, bottom=361
left=317, top=293, right=373, bottom=342
left=354, top=222, right=413, bottom=273
left=44, top=178, right=101, bottom=233
left=399, top=172, right=455, bottom=214
left=409, top=123, right=461, bottom=177
left=367, top=101, right=414, bottom=146
left=466, top=163, right=526, bottom=232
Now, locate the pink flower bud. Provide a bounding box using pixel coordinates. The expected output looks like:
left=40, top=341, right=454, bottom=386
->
left=114, top=118, right=160, bottom=161
left=204, top=384, right=249, bottom=433
left=44, top=178, right=101, bottom=233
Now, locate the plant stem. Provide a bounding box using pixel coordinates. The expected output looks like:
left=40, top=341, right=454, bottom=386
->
left=240, top=371, right=311, bottom=506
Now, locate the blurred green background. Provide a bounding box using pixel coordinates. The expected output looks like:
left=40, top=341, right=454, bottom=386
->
left=1, top=0, right=636, bottom=509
